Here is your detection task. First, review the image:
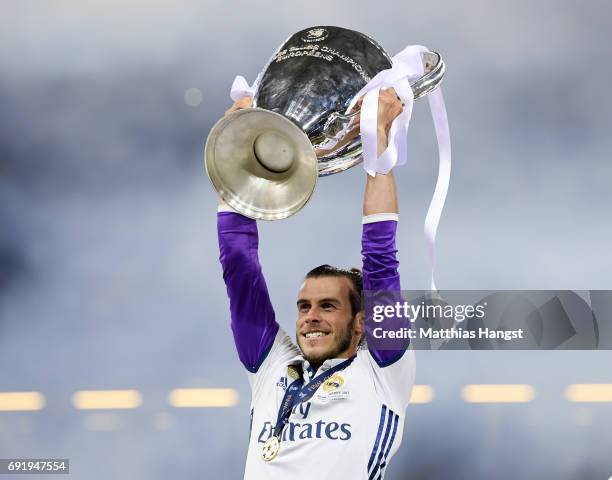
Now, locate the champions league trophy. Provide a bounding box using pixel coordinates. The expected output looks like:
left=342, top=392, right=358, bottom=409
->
left=205, top=26, right=446, bottom=220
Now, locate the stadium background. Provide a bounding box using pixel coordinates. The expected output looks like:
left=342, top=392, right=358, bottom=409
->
left=1, top=1, right=611, bottom=478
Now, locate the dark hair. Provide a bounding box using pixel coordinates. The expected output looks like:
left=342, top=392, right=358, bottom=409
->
left=305, top=264, right=363, bottom=316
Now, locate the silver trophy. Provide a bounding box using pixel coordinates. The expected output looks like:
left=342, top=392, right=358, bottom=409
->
left=205, top=26, right=445, bottom=220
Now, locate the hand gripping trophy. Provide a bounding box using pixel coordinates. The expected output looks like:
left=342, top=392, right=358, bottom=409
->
left=206, top=26, right=451, bottom=479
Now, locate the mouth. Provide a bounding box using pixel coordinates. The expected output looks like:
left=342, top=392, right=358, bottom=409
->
left=303, top=331, right=330, bottom=340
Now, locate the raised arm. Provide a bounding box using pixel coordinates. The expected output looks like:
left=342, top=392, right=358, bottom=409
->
left=218, top=207, right=279, bottom=373
left=216, top=98, right=279, bottom=373
left=361, top=89, right=406, bottom=366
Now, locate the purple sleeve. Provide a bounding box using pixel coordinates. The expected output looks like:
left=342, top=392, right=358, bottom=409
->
left=362, top=220, right=408, bottom=367
left=217, top=212, right=279, bottom=373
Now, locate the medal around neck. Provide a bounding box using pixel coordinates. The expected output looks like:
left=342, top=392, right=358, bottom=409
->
left=205, top=26, right=445, bottom=220
left=262, top=435, right=281, bottom=461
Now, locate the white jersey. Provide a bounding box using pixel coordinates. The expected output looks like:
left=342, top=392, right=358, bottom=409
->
left=244, top=328, right=416, bottom=480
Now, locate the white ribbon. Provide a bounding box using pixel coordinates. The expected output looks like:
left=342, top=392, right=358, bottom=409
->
left=347, top=45, right=428, bottom=176
left=423, top=87, right=451, bottom=291
left=348, top=44, right=451, bottom=291
left=229, top=46, right=451, bottom=290
left=230, top=75, right=256, bottom=101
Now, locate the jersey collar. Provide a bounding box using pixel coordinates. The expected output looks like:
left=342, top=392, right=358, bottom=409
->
left=289, top=355, right=355, bottom=382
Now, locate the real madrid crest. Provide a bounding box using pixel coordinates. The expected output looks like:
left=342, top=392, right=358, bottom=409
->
left=322, top=373, right=344, bottom=393
left=301, top=28, right=329, bottom=43
left=286, top=365, right=300, bottom=381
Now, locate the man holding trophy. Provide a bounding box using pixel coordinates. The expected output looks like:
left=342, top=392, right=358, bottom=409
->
left=208, top=26, right=449, bottom=479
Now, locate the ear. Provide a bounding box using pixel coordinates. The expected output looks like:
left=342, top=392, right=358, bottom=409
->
left=353, top=311, right=364, bottom=336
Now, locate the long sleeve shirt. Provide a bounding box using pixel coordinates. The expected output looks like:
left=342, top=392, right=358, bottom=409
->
left=217, top=208, right=414, bottom=480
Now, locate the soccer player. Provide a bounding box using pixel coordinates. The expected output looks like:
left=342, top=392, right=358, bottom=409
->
left=217, top=89, right=414, bottom=479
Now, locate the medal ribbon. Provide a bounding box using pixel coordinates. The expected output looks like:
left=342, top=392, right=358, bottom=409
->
left=271, top=356, right=355, bottom=440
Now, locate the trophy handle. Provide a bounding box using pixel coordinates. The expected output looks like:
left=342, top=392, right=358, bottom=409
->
left=412, top=51, right=445, bottom=99
left=320, top=51, right=445, bottom=142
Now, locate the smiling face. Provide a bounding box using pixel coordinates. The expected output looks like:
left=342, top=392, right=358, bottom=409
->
left=296, top=276, right=363, bottom=368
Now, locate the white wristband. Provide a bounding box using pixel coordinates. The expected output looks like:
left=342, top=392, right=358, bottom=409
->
left=217, top=201, right=239, bottom=213
left=362, top=213, right=399, bottom=224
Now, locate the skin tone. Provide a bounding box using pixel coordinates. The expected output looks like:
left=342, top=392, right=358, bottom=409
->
left=295, top=276, right=363, bottom=370
left=361, top=88, right=401, bottom=217
left=222, top=89, right=402, bottom=368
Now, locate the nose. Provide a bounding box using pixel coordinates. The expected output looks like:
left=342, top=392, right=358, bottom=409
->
left=304, top=306, right=322, bottom=324
left=305, top=311, right=321, bottom=324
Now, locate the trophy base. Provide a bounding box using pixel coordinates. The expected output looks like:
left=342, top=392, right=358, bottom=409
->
left=205, top=108, right=318, bottom=221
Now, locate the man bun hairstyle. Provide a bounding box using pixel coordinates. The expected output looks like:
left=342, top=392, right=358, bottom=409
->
left=305, top=264, right=363, bottom=316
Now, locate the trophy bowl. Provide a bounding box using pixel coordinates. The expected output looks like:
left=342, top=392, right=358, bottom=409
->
left=205, top=26, right=445, bottom=220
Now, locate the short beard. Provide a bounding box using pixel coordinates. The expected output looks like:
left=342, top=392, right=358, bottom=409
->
left=297, top=316, right=355, bottom=369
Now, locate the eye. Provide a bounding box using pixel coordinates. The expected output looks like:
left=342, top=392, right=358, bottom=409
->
left=322, top=303, right=335, bottom=310
left=298, top=303, right=310, bottom=312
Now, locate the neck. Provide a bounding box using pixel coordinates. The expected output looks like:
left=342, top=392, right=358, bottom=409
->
left=307, top=349, right=357, bottom=373
left=309, top=361, right=322, bottom=373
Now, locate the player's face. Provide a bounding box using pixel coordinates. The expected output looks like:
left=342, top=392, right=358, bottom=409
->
left=296, top=276, right=362, bottom=366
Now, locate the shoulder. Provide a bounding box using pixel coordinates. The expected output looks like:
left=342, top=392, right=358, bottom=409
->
left=354, top=347, right=416, bottom=413
left=247, top=328, right=301, bottom=400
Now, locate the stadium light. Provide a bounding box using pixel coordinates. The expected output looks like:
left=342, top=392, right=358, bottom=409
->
left=409, top=385, right=434, bottom=404
left=461, top=384, right=535, bottom=403
left=168, top=388, right=239, bottom=408
left=565, top=384, right=612, bottom=403
left=72, top=390, right=143, bottom=410
left=0, top=392, right=45, bottom=411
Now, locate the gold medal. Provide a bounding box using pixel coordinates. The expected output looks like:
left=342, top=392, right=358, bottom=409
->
left=261, top=435, right=281, bottom=461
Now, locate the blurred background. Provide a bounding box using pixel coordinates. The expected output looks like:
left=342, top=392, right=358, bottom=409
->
left=1, top=0, right=611, bottom=478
